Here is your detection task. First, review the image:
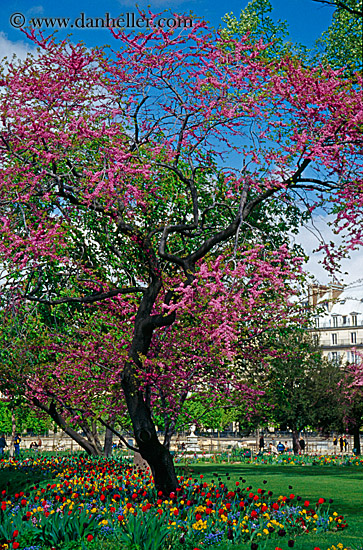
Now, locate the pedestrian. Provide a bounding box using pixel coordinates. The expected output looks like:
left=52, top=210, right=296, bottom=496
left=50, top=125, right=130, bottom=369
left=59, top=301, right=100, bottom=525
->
left=339, top=435, right=344, bottom=453
left=343, top=437, right=348, bottom=452
left=14, top=433, right=21, bottom=456
left=259, top=434, right=264, bottom=452
left=277, top=441, right=285, bottom=454
left=0, top=434, right=7, bottom=455
left=333, top=435, right=337, bottom=450
left=299, top=437, right=306, bottom=454
left=269, top=443, right=278, bottom=455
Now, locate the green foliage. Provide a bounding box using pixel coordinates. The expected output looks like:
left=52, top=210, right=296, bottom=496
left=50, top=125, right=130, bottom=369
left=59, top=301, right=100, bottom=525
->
left=114, top=510, right=170, bottom=550
left=222, top=0, right=308, bottom=60
left=237, top=328, right=344, bottom=433
left=0, top=504, right=100, bottom=547
left=172, top=397, right=238, bottom=432
left=316, top=0, right=362, bottom=73
left=0, top=400, right=52, bottom=435
left=33, top=506, right=100, bottom=546
left=222, top=0, right=362, bottom=74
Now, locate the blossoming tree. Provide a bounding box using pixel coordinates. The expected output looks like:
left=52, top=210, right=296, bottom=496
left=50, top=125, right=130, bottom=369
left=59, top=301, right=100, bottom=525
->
left=0, top=20, right=362, bottom=493
left=0, top=246, right=303, bottom=457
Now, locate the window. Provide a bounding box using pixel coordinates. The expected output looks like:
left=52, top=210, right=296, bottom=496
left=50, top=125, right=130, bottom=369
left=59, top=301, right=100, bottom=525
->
left=342, top=316, right=347, bottom=325
left=313, top=334, right=319, bottom=345
left=332, top=351, right=339, bottom=364
left=332, top=333, right=337, bottom=345
left=315, top=317, right=320, bottom=328
left=351, top=332, right=357, bottom=344
left=333, top=316, right=338, bottom=327
left=352, top=315, right=358, bottom=326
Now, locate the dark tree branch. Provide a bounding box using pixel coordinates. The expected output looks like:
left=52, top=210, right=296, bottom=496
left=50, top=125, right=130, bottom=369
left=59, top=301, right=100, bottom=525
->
left=25, top=286, right=144, bottom=305
left=98, top=418, right=140, bottom=452
left=312, top=0, right=363, bottom=17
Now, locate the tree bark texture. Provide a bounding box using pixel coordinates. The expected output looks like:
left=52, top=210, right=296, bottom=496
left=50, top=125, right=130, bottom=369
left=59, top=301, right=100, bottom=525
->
left=292, top=429, right=301, bottom=455
left=121, top=363, right=178, bottom=496
left=352, top=425, right=361, bottom=455
left=103, top=420, right=115, bottom=457
left=32, top=398, right=105, bottom=456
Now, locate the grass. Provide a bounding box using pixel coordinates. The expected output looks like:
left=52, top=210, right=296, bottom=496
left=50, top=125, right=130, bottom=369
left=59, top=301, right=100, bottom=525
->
left=179, top=463, right=363, bottom=550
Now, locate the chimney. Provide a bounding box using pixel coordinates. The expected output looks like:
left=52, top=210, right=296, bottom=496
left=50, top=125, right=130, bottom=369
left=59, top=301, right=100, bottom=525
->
left=308, top=284, right=328, bottom=308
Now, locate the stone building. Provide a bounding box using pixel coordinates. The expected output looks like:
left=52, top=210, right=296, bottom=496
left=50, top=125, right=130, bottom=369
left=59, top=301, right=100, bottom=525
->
left=309, top=283, right=363, bottom=364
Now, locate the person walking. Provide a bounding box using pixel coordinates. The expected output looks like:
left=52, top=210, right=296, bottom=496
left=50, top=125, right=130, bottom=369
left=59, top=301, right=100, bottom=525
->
left=339, top=436, right=344, bottom=453
left=259, top=434, right=264, bottom=452
left=269, top=443, right=278, bottom=455
left=0, top=434, right=7, bottom=456
left=14, top=433, right=21, bottom=456
left=299, top=437, right=306, bottom=454
left=333, top=436, right=337, bottom=451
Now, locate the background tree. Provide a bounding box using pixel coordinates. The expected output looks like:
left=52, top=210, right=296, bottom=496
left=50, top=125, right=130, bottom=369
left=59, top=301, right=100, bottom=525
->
left=314, top=0, right=362, bottom=74
left=0, top=399, right=52, bottom=436
left=223, top=0, right=362, bottom=73
left=240, top=329, right=345, bottom=453
left=338, top=360, right=363, bottom=454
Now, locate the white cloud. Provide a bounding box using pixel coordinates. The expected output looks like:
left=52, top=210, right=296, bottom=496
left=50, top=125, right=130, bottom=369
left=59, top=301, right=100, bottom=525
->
left=294, top=214, right=363, bottom=286
left=27, top=6, right=44, bottom=17
left=0, top=32, right=35, bottom=63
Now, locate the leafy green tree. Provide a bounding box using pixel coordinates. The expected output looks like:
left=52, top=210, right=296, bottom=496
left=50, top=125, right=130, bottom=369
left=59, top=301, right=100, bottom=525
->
left=222, top=0, right=307, bottom=60
left=314, top=0, right=362, bottom=73
left=223, top=0, right=362, bottom=73
left=240, top=329, right=344, bottom=453
left=0, top=400, right=52, bottom=435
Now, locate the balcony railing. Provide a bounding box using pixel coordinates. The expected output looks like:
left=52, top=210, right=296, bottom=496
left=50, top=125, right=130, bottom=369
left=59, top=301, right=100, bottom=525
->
left=317, top=321, right=363, bottom=329
left=320, top=339, right=363, bottom=348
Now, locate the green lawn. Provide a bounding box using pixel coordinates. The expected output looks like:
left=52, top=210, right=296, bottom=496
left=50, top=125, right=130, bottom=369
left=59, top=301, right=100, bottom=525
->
left=178, top=463, right=363, bottom=550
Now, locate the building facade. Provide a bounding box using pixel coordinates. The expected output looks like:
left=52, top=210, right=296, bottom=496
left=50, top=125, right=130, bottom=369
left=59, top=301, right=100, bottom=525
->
left=309, top=284, right=363, bottom=365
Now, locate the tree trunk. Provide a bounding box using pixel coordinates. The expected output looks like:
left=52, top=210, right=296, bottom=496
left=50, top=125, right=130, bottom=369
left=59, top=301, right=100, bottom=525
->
left=292, top=429, right=301, bottom=455
left=103, top=422, right=114, bottom=457
left=352, top=425, right=361, bottom=455
left=122, top=362, right=178, bottom=496
left=9, top=411, right=16, bottom=458
left=32, top=398, right=104, bottom=456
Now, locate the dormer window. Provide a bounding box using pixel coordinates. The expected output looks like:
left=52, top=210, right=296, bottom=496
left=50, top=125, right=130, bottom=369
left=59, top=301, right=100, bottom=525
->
left=352, top=315, right=358, bottom=326
left=342, top=316, right=347, bottom=325
left=333, top=316, right=338, bottom=327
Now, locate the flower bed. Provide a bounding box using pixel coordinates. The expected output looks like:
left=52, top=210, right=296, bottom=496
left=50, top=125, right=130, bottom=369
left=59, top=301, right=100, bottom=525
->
left=0, top=456, right=348, bottom=549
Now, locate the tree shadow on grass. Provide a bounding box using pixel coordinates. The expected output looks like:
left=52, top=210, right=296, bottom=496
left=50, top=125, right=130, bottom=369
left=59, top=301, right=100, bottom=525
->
left=0, top=465, right=56, bottom=495
left=180, top=463, right=363, bottom=479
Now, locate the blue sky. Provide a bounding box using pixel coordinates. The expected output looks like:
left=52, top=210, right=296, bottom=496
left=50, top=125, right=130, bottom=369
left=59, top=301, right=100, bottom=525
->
left=1, top=0, right=333, bottom=52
